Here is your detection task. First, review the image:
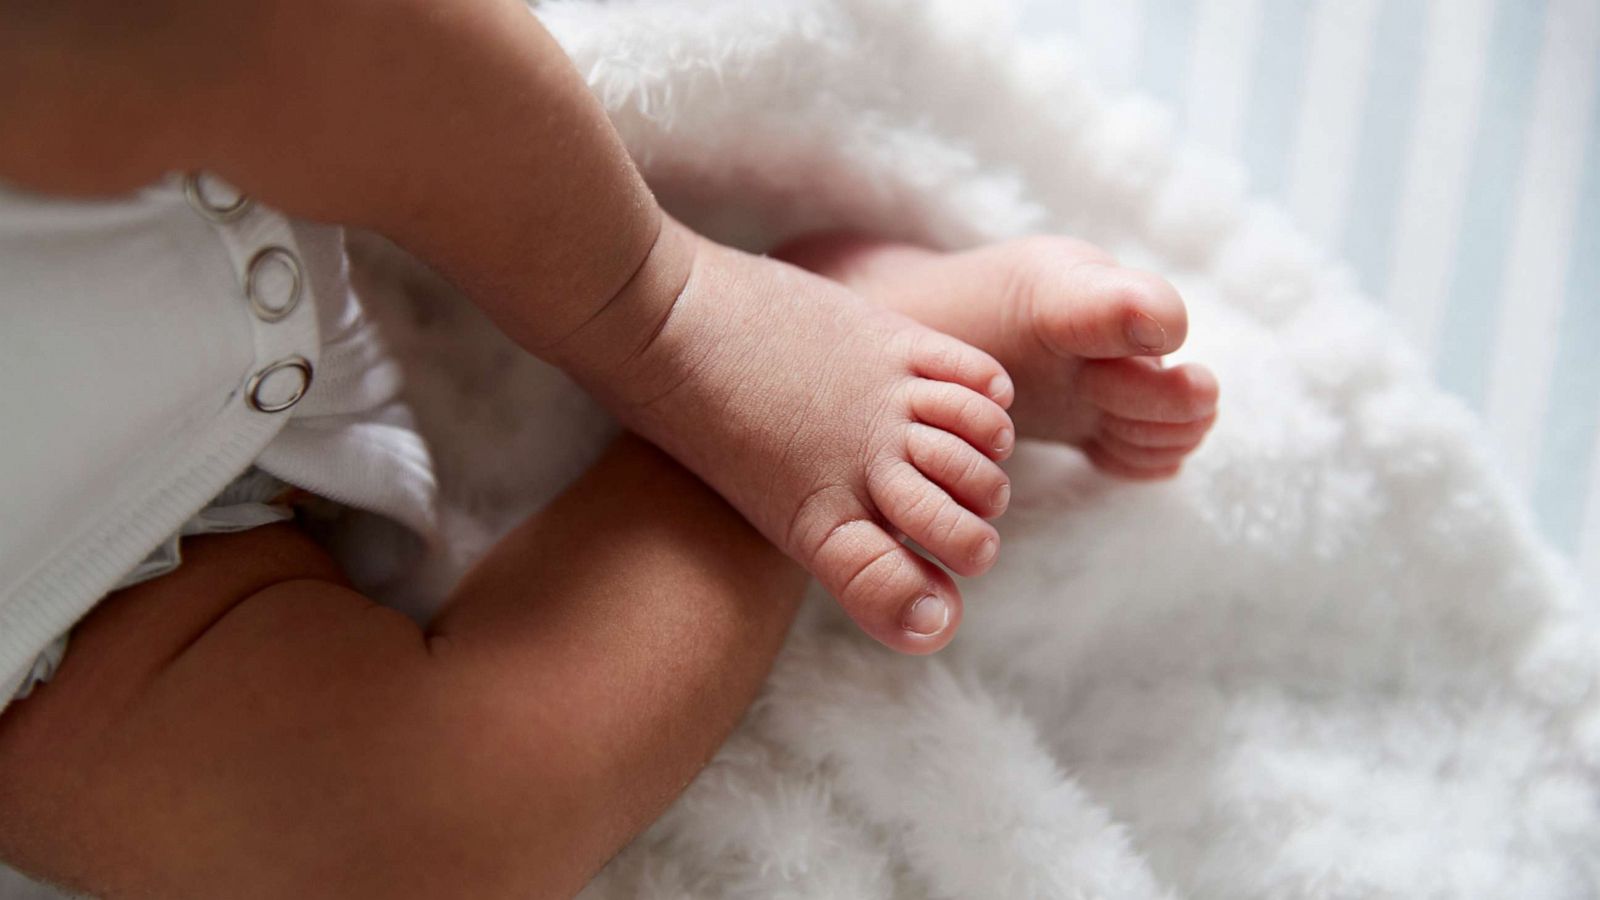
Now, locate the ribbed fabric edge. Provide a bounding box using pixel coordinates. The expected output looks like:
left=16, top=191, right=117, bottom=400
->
left=0, top=413, right=283, bottom=707
left=0, top=181, right=320, bottom=711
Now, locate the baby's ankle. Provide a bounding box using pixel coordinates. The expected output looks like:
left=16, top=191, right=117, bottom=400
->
left=542, top=214, right=699, bottom=404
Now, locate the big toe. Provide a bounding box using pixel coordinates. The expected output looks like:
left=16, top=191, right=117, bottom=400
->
left=1006, top=242, right=1188, bottom=359
left=812, top=519, right=965, bottom=654
left=788, top=487, right=965, bottom=653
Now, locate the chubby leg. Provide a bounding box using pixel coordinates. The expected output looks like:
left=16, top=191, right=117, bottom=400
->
left=775, top=234, right=1219, bottom=478
left=0, top=435, right=805, bottom=899
left=4, top=0, right=1010, bottom=658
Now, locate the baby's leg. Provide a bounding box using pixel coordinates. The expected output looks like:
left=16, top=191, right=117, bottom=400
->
left=0, top=436, right=805, bottom=899
left=774, top=235, right=1219, bottom=478
left=3, top=0, right=1014, bottom=654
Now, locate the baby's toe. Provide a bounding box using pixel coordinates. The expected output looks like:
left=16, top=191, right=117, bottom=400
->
left=1098, top=412, right=1216, bottom=452
left=1080, top=364, right=1218, bottom=479
left=788, top=487, right=963, bottom=653
left=908, top=381, right=1015, bottom=460
left=1015, top=247, right=1188, bottom=359
left=905, top=423, right=1011, bottom=517
left=869, top=459, right=1000, bottom=578
left=907, top=330, right=1015, bottom=407
left=1082, top=439, right=1186, bottom=480
left=1077, top=358, right=1219, bottom=423
left=819, top=525, right=965, bottom=653
left=1086, top=432, right=1196, bottom=471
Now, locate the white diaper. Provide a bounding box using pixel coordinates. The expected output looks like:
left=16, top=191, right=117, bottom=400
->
left=2, top=469, right=297, bottom=703
left=0, top=174, right=438, bottom=714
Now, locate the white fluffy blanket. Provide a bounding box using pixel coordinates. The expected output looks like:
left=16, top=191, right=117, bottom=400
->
left=360, top=0, right=1600, bottom=896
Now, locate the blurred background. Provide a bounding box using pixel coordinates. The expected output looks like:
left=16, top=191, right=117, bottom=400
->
left=1021, top=0, right=1600, bottom=598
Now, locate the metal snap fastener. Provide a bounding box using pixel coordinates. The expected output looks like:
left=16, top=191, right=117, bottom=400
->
left=183, top=171, right=253, bottom=223
left=245, top=246, right=303, bottom=322
left=246, top=356, right=313, bottom=413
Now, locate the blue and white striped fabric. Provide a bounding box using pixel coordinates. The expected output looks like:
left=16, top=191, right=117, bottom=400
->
left=1022, top=0, right=1600, bottom=592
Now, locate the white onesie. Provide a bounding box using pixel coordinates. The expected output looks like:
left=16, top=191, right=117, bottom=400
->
left=0, top=173, right=437, bottom=709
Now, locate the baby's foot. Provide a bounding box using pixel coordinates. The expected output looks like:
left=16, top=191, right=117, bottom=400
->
left=555, top=219, right=1017, bottom=654
left=772, top=234, right=1218, bottom=479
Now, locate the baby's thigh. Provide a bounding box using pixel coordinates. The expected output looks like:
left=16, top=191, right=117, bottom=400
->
left=0, top=524, right=447, bottom=898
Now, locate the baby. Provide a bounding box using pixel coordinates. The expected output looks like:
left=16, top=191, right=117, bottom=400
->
left=0, top=0, right=1215, bottom=894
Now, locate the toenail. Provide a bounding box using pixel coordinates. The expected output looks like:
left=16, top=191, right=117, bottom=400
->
left=993, top=426, right=1014, bottom=455
left=902, top=594, right=951, bottom=636
left=991, top=482, right=1010, bottom=512
left=1127, top=312, right=1168, bottom=353
left=974, top=536, right=998, bottom=567
left=987, top=373, right=1014, bottom=403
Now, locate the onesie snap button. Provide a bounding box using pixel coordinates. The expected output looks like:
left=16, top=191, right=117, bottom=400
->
left=183, top=171, right=253, bottom=223
left=245, top=246, right=304, bottom=322
left=246, top=356, right=313, bottom=413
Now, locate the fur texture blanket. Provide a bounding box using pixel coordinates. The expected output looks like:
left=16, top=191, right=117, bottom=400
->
left=362, top=0, right=1600, bottom=896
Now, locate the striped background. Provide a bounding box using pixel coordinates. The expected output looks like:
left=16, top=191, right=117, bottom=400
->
left=1021, top=0, right=1600, bottom=596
